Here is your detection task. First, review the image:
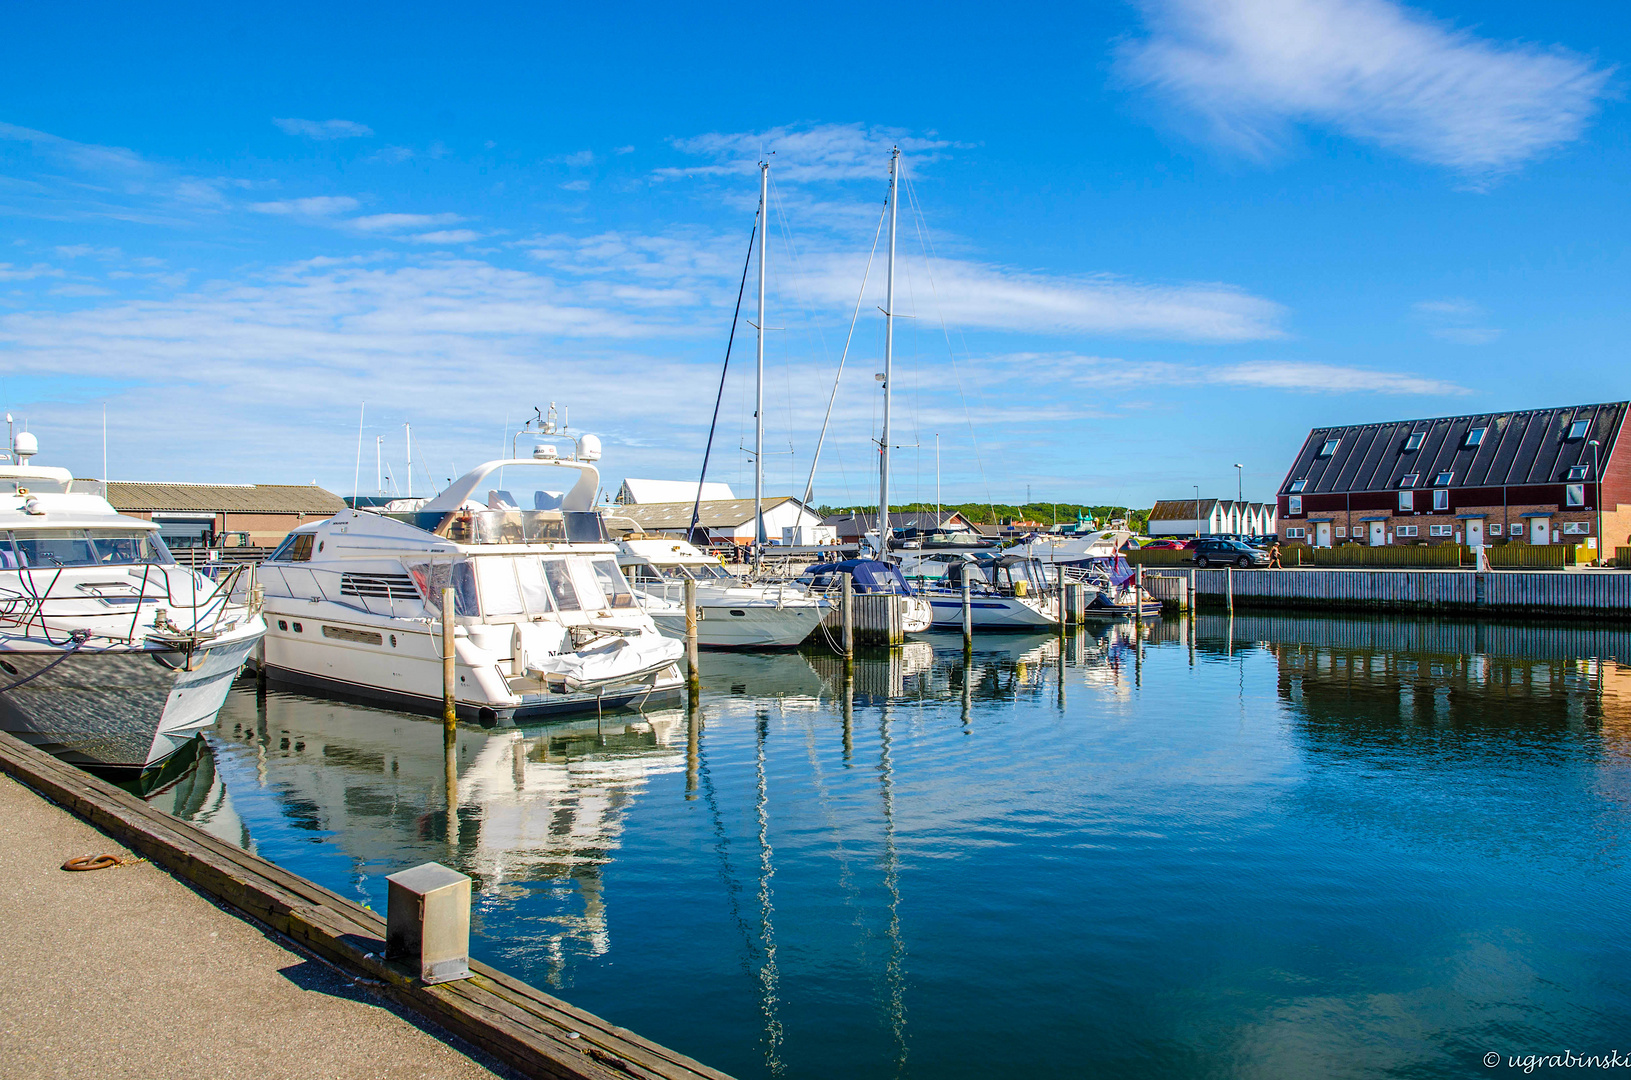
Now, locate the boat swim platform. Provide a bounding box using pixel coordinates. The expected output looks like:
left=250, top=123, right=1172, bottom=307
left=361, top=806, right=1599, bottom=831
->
left=0, top=729, right=734, bottom=1080
left=1143, top=567, right=1631, bottom=620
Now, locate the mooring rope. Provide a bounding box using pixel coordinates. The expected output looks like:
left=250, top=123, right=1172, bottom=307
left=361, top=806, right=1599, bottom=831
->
left=0, top=629, right=92, bottom=693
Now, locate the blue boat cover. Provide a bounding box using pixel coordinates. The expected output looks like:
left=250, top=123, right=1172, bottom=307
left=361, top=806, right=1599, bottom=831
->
left=802, top=559, right=916, bottom=596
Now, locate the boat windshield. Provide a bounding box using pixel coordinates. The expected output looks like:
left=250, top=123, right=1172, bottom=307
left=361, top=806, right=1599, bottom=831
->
left=0, top=477, right=69, bottom=494
left=475, top=554, right=626, bottom=617
left=0, top=529, right=175, bottom=569
left=686, top=561, right=734, bottom=581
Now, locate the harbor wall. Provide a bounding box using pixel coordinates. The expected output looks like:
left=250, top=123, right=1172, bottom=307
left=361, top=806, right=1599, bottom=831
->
left=1146, top=568, right=1631, bottom=621
left=0, top=729, right=732, bottom=1080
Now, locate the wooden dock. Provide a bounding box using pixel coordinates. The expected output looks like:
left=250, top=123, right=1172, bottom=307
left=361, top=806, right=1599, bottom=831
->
left=0, top=729, right=733, bottom=1080
left=1147, top=567, right=1631, bottom=620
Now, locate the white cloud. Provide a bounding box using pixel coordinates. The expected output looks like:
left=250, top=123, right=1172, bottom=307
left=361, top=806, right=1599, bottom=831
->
left=248, top=196, right=361, bottom=217
left=48, top=283, right=113, bottom=297
left=658, top=122, right=954, bottom=182
left=614, top=145, right=635, bottom=155
left=0, top=263, right=65, bottom=281
left=370, top=146, right=416, bottom=164
left=1000, top=352, right=1467, bottom=395
left=1413, top=297, right=1501, bottom=344
left=559, top=179, right=591, bottom=192
left=410, top=230, right=483, bottom=244
left=0, top=121, right=230, bottom=223
left=557, top=150, right=596, bottom=167
left=350, top=212, right=464, bottom=233
left=273, top=117, right=375, bottom=140
left=1121, top=0, right=1612, bottom=174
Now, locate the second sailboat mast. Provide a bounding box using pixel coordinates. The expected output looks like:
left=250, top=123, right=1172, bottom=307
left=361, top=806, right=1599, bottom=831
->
left=755, top=160, right=768, bottom=565
left=878, top=147, right=899, bottom=559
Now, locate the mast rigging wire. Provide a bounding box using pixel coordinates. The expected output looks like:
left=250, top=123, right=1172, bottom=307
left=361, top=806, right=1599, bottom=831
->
left=688, top=219, right=760, bottom=545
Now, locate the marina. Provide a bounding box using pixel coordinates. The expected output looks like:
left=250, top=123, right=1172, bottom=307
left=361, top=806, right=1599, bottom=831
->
left=83, top=612, right=1631, bottom=1078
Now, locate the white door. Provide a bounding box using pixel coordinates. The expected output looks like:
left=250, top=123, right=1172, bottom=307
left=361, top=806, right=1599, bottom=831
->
left=1530, top=517, right=1550, bottom=545
left=1369, top=521, right=1386, bottom=546
left=1466, top=519, right=1483, bottom=547
left=1315, top=522, right=1332, bottom=548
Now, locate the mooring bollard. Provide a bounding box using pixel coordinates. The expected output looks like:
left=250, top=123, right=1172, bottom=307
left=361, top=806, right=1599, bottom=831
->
left=386, top=862, right=472, bottom=984
left=1189, top=567, right=1197, bottom=611
left=961, top=577, right=973, bottom=648
left=841, top=571, right=854, bottom=658
left=441, top=587, right=456, bottom=730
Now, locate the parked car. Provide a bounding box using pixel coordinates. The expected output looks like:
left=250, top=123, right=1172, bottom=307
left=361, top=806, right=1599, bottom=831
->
left=1140, top=538, right=1185, bottom=550
left=1188, top=538, right=1271, bottom=568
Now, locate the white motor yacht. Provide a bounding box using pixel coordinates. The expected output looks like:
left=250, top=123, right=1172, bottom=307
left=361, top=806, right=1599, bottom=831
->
left=907, top=553, right=1062, bottom=630
left=0, top=433, right=266, bottom=774
left=256, top=437, right=684, bottom=722
left=613, top=537, right=827, bottom=649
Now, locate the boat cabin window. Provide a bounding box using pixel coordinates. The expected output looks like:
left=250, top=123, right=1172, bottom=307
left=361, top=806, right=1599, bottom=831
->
left=270, top=533, right=315, bottom=562
left=542, top=559, right=581, bottom=611
left=0, top=477, right=69, bottom=494
left=1, top=529, right=174, bottom=568
left=687, top=562, right=732, bottom=581
left=589, top=558, right=636, bottom=608
left=405, top=560, right=479, bottom=617
left=475, top=558, right=525, bottom=616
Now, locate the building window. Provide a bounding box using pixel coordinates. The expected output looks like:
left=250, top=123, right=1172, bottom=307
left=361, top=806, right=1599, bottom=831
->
left=1429, top=524, right=1453, bottom=537
left=1433, top=489, right=1449, bottom=510
left=1289, top=478, right=1307, bottom=493
left=1288, top=495, right=1302, bottom=515
left=1465, top=426, right=1487, bottom=448
left=1397, top=525, right=1419, bottom=537
left=1568, top=419, right=1590, bottom=440
left=1567, top=464, right=1588, bottom=480
left=1335, top=526, right=1347, bottom=538
left=1489, top=523, right=1503, bottom=536
left=1566, top=483, right=1586, bottom=507
left=1317, top=438, right=1340, bottom=457
left=1398, top=490, right=1413, bottom=512
left=1286, top=527, right=1306, bottom=539
left=1404, top=432, right=1424, bottom=451
left=1563, top=521, right=1591, bottom=535
left=1433, top=470, right=1453, bottom=486
left=1400, top=473, right=1418, bottom=488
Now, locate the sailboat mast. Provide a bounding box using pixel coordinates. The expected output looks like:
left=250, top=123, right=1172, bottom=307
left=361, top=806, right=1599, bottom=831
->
left=878, top=147, right=899, bottom=559
left=755, top=160, right=768, bottom=568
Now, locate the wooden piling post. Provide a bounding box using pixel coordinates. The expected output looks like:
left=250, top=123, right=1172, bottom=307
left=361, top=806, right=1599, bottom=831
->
left=441, top=587, right=457, bottom=730
left=683, top=577, right=699, bottom=693
left=1134, top=565, right=1144, bottom=626
left=1189, top=567, right=1197, bottom=611
left=961, top=577, right=973, bottom=648
left=1226, top=565, right=1234, bottom=614
left=841, top=571, right=854, bottom=658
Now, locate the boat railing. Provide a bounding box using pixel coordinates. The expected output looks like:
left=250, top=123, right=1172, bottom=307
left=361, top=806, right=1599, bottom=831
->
left=381, top=508, right=608, bottom=546
left=0, top=561, right=253, bottom=645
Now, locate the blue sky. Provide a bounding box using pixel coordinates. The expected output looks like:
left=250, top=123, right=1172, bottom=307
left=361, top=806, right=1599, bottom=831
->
left=1, top=0, right=1625, bottom=510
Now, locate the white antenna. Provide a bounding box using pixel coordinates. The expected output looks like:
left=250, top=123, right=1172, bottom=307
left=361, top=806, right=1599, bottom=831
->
left=878, top=147, right=899, bottom=559
left=405, top=422, right=413, bottom=499
left=102, top=403, right=108, bottom=485
left=376, top=435, right=383, bottom=494
left=352, top=402, right=365, bottom=504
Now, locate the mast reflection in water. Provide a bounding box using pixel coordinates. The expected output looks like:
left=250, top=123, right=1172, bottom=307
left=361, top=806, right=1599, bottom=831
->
left=169, top=618, right=1631, bottom=1080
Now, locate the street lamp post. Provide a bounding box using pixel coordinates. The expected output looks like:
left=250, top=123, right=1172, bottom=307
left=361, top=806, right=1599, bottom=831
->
left=1193, top=484, right=1201, bottom=540
left=1591, top=439, right=1602, bottom=564
left=1234, top=464, right=1243, bottom=503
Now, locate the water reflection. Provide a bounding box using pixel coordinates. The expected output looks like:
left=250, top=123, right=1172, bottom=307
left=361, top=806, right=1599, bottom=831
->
left=157, top=613, right=1631, bottom=1080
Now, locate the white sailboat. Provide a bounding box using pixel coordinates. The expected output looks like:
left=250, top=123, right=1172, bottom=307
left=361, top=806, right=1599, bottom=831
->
left=0, top=432, right=266, bottom=773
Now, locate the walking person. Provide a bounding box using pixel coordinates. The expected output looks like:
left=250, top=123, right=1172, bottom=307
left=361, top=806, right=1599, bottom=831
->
left=1268, top=540, right=1282, bottom=569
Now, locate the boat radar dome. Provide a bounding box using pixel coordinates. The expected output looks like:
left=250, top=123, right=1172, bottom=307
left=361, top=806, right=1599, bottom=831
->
left=577, top=433, right=602, bottom=461
left=533, top=444, right=558, bottom=460
left=13, top=431, right=37, bottom=461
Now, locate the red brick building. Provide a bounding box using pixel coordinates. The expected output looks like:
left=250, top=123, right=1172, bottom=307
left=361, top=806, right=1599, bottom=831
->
left=1276, top=402, right=1631, bottom=552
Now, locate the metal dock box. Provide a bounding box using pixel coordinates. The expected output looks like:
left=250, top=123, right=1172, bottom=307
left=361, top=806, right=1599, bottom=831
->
left=385, top=861, right=472, bottom=984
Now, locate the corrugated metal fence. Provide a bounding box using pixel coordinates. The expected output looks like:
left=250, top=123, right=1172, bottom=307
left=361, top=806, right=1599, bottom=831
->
left=1146, top=568, right=1631, bottom=619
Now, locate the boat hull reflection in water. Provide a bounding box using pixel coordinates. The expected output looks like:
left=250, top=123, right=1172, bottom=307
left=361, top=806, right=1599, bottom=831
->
left=174, top=615, right=1631, bottom=1080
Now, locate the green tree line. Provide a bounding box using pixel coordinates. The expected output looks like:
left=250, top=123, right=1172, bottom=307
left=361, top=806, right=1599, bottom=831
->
left=815, top=502, right=1152, bottom=533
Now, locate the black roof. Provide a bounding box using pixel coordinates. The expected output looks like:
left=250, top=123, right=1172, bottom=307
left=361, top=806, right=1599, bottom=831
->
left=1280, top=401, right=1628, bottom=495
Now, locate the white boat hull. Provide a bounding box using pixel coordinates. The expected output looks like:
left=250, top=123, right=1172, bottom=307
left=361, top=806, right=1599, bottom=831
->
left=649, top=602, right=825, bottom=648
left=923, top=593, right=1060, bottom=630
left=0, top=630, right=260, bottom=770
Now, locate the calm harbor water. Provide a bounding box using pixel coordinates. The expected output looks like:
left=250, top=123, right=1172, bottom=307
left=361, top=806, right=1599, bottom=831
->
left=159, top=614, right=1631, bottom=1079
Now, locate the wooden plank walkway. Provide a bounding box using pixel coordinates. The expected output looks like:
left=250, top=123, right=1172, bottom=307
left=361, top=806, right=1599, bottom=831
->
left=1147, top=568, right=1631, bottom=620
left=0, top=729, right=734, bottom=1080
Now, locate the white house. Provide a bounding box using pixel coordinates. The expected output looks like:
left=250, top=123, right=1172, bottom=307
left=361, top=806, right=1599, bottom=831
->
left=1148, top=499, right=1277, bottom=538
left=615, top=478, right=736, bottom=505
left=606, top=497, right=822, bottom=545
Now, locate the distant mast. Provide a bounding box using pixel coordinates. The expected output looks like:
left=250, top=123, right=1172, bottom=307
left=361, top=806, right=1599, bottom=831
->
left=877, top=147, right=900, bottom=559
left=754, top=160, right=768, bottom=569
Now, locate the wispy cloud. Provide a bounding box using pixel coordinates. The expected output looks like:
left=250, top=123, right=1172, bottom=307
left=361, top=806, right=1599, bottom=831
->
left=1412, top=297, right=1502, bottom=344
left=1002, top=353, right=1468, bottom=395
left=350, top=212, right=464, bottom=233
left=273, top=117, right=375, bottom=140
left=248, top=196, right=361, bottom=217
left=657, top=122, right=954, bottom=182
left=0, top=263, right=65, bottom=281
left=1120, top=0, right=1612, bottom=175
left=410, top=229, right=483, bottom=244
left=0, top=121, right=231, bottom=223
